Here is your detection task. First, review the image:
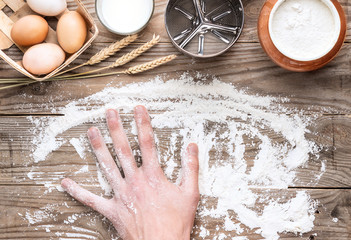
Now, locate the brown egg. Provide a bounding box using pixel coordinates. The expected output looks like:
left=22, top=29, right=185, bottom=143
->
left=11, top=15, right=49, bottom=46
left=57, top=11, right=87, bottom=54
left=23, top=43, right=65, bottom=75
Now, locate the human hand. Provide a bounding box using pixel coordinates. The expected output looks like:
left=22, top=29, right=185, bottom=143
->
left=61, top=105, right=200, bottom=240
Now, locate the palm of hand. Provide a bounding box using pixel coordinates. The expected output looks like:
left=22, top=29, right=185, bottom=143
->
left=62, top=106, right=199, bottom=240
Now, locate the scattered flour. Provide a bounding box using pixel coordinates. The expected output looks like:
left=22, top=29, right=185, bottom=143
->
left=25, top=210, right=56, bottom=225
left=65, top=232, right=96, bottom=239
left=27, top=73, right=323, bottom=239
left=199, top=226, right=210, bottom=238
left=75, top=165, right=89, bottom=175
left=96, top=162, right=113, bottom=196
left=69, top=137, right=86, bottom=159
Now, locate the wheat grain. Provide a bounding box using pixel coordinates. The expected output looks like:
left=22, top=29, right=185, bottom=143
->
left=53, top=34, right=138, bottom=77
left=0, top=53, right=177, bottom=90
left=109, top=35, right=160, bottom=68
left=55, top=36, right=163, bottom=79
left=124, top=54, right=177, bottom=75
left=86, top=34, right=138, bottom=65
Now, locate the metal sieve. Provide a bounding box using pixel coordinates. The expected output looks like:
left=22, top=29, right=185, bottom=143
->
left=165, top=0, right=244, bottom=58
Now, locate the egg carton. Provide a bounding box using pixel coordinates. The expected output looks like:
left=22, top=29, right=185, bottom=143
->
left=0, top=0, right=98, bottom=81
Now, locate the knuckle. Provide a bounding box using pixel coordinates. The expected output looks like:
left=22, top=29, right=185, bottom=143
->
left=194, top=191, right=200, bottom=202
left=90, top=137, right=103, bottom=149
left=141, top=117, right=151, bottom=126
left=118, top=143, right=132, bottom=157
left=190, top=190, right=200, bottom=204
left=187, top=160, right=199, bottom=173
left=85, top=196, right=97, bottom=209
left=108, top=118, right=121, bottom=131
left=141, top=133, right=155, bottom=147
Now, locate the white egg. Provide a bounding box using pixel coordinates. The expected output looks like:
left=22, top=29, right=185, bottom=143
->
left=27, top=0, right=67, bottom=16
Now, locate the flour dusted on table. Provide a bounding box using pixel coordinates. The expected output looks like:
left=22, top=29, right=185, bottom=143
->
left=28, top=73, right=323, bottom=239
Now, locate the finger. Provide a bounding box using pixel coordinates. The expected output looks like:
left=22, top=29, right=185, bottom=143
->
left=88, top=127, right=123, bottom=189
left=180, top=143, right=200, bottom=196
left=61, top=178, right=111, bottom=216
left=106, top=109, right=137, bottom=178
left=134, top=105, right=163, bottom=176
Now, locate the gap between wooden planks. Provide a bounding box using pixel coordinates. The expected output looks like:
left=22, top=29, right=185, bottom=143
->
left=0, top=42, right=351, bottom=113
left=0, top=0, right=350, bottom=239
left=0, top=187, right=350, bottom=239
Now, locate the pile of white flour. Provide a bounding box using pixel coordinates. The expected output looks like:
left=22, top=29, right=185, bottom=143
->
left=270, top=0, right=338, bottom=61
left=28, top=73, right=322, bottom=239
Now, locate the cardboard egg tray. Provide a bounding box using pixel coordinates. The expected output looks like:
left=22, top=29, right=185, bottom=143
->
left=0, top=0, right=99, bottom=81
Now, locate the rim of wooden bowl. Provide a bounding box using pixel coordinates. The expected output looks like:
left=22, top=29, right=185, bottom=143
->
left=257, top=0, right=346, bottom=72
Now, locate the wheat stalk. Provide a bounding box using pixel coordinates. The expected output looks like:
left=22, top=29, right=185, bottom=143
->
left=124, top=54, right=177, bottom=75
left=86, top=34, right=138, bottom=65
left=0, top=54, right=177, bottom=90
left=54, top=35, right=161, bottom=79
left=54, top=34, right=138, bottom=77
left=58, top=54, right=177, bottom=80
left=110, top=35, right=160, bottom=68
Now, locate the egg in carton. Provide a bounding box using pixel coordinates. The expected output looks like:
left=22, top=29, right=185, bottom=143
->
left=0, top=0, right=98, bottom=81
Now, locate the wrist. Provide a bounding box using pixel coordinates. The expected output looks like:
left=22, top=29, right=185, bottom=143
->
left=142, top=225, right=191, bottom=240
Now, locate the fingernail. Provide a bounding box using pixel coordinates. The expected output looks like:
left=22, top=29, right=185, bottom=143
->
left=134, top=105, right=145, bottom=115
left=87, top=127, right=99, bottom=140
left=106, top=109, right=117, bottom=119
left=61, top=178, right=71, bottom=191
left=188, top=143, right=198, bottom=156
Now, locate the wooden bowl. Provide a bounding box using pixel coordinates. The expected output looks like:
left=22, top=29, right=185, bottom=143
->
left=257, top=0, right=346, bottom=72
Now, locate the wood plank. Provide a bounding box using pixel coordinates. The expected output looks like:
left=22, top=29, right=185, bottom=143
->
left=3, top=0, right=25, bottom=12
left=0, top=30, right=12, bottom=50
left=0, top=1, right=6, bottom=10
left=0, top=42, right=350, bottom=114
left=1, top=0, right=347, bottom=44
left=0, top=114, right=349, bottom=188
left=333, top=115, right=351, bottom=189
left=0, top=186, right=349, bottom=239
left=0, top=10, right=13, bottom=40
left=0, top=0, right=350, bottom=238
left=63, top=0, right=351, bottom=43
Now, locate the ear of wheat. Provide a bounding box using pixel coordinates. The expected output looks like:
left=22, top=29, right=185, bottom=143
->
left=86, top=34, right=138, bottom=65
left=124, top=54, right=177, bottom=75
left=40, top=54, right=178, bottom=81
left=0, top=54, right=177, bottom=90
left=57, top=35, right=161, bottom=79
left=54, top=34, right=138, bottom=77
left=0, top=33, right=178, bottom=90
left=110, top=35, right=160, bottom=68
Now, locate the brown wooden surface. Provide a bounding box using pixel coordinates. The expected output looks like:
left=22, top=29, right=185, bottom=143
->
left=0, top=0, right=351, bottom=239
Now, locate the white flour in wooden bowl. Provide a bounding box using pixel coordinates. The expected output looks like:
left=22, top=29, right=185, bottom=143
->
left=269, top=0, right=340, bottom=61
left=26, top=74, right=326, bottom=239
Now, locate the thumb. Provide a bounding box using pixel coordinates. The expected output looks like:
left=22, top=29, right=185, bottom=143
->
left=61, top=178, right=111, bottom=216
left=180, top=143, right=200, bottom=197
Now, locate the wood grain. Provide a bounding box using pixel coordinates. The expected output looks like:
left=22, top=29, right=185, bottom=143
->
left=0, top=114, right=349, bottom=187
left=0, top=0, right=350, bottom=239
left=62, top=0, right=351, bottom=43
left=0, top=42, right=351, bottom=114
left=0, top=186, right=350, bottom=239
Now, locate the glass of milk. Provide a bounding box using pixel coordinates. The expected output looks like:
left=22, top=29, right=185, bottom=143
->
left=96, top=0, right=154, bottom=35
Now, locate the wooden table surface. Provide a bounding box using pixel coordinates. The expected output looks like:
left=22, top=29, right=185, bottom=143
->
left=0, top=0, right=351, bottom=239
